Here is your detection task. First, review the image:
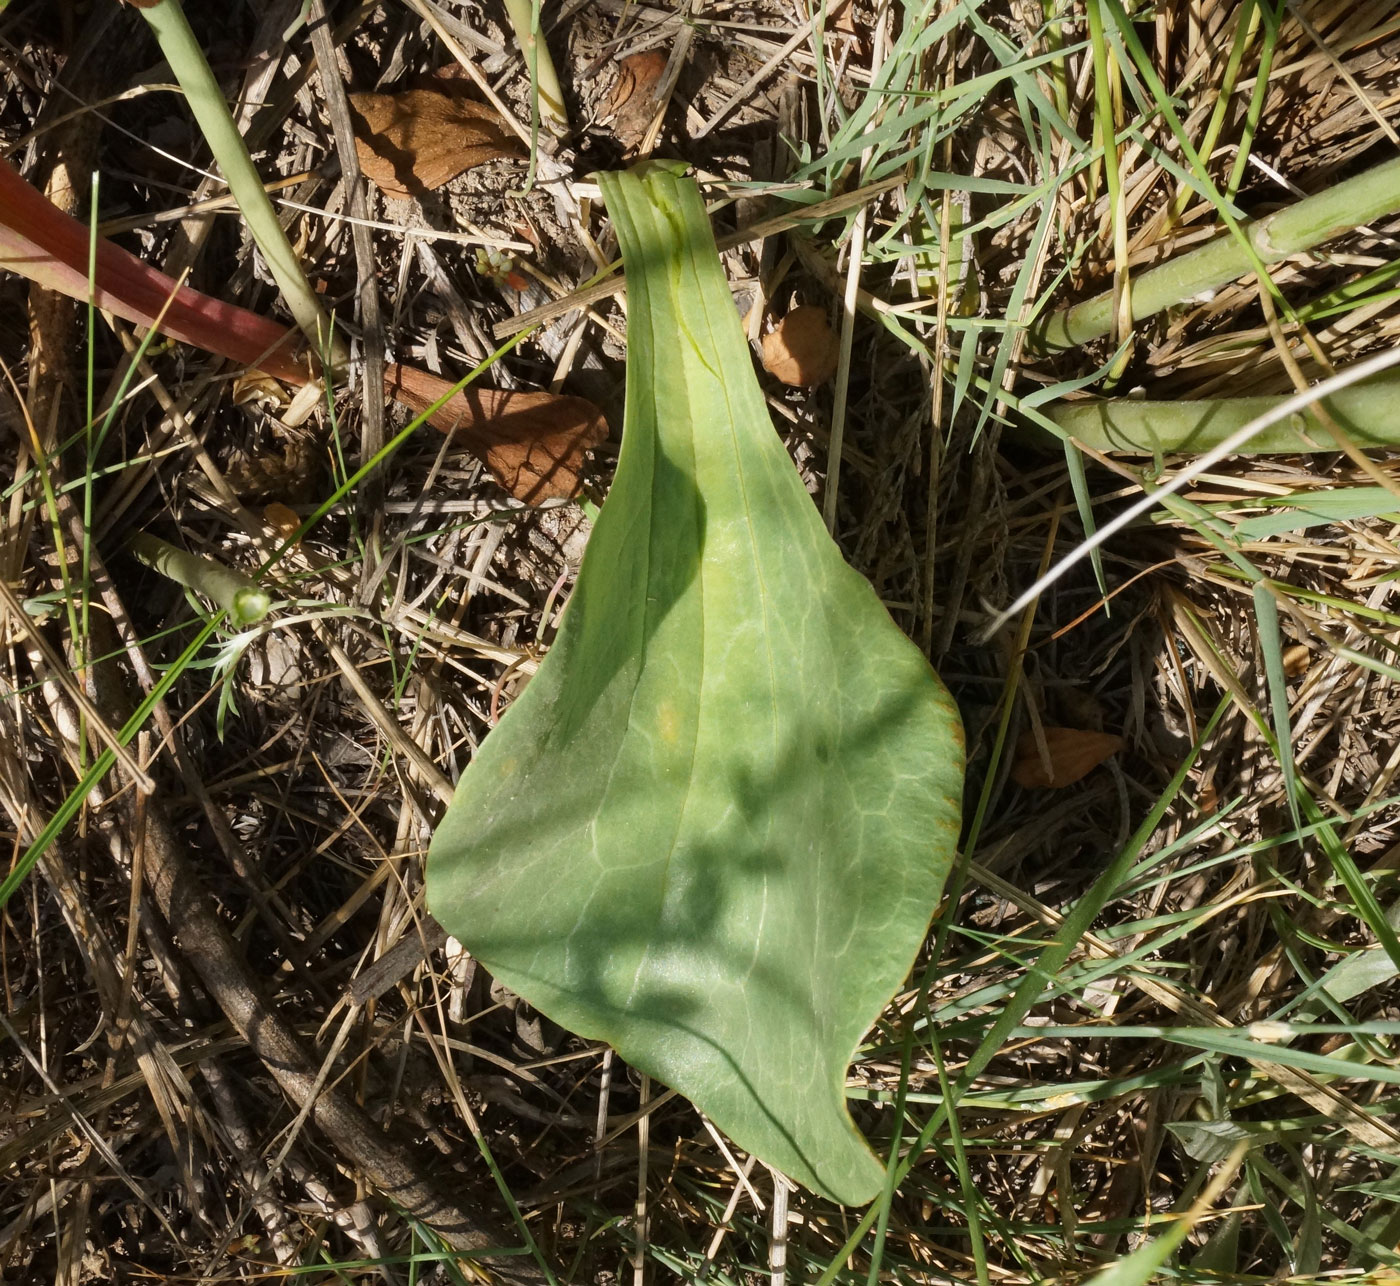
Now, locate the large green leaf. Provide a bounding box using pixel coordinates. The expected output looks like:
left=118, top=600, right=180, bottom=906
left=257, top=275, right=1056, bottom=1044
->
left=427, top=163, right=963, bottom=1206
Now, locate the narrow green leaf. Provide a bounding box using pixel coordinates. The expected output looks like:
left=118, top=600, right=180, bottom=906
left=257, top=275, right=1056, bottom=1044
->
left=1235, top=487, right=1400, bottom=540
left=1305, top=939, right=1400, bottom=1013
left=427, top=162, right=964, bottom=1206
left=1291, top=1144, right=1323, bottom=1275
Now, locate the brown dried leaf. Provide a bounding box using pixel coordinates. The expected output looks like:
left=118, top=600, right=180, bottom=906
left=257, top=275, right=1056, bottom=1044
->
left=384, top=364, right=608, bottom=503
left=348, top=89, right=521, bottom=201
left=1011, top=728, right=1124, bottom=790
left=263, top=501, right=302, bottom=540
left=834, top=1, right=868, bottom=57
left=761, top=305, right=840, bottom=386
left=604, top=50, right=668, bottom=152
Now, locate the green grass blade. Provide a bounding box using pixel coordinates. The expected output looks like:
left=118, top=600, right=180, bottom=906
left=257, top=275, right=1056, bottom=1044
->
left=1235, top=488, right=1400, bottom=539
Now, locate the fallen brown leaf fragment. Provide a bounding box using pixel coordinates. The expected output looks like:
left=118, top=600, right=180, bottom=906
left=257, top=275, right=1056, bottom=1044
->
left=604, top=50, right=668, bottom=153
left=231, top=369, right=286, bottom=409
left=1011, top=728, right=1124, bottom=790
left=384, top=364, right=608, bottom=504
left=834, top=1, right=869, bottom=58
left=264, top=501, right=302, bottom=539
left=762, top=305, right=840, bottom=386
left=348, top=88, right=521, bottom=200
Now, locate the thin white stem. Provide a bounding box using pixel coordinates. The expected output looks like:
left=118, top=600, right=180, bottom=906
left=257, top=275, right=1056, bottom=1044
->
left=633, top=1073, right=650, bottom=1286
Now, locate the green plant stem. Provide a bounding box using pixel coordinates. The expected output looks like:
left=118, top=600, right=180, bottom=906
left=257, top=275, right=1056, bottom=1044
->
left=1034, top=154, right=1400, bottom=350
left=136, top=0, right=346, bottom=372
left=500, top=0, right=568, bottom=136
left=1048, top=371, right=1400, bottom=453
left=130, top=532, right=271, bottom=626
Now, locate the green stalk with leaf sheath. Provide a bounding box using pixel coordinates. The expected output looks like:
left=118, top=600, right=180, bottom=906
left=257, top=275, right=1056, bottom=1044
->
left=130, top=532, right=271, bottom=626
left=427, top=164, right=964, bottom=1205
left=1050, top=371, right=1400, bottom=453
left=1035, top=155, right=1400, bottom=351
left=500, top=0, right=568, bottom=135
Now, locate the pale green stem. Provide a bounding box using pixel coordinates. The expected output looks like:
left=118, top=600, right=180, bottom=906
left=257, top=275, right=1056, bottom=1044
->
left=1035, top=154, right=1400, bottom=351
left=130, top=532, right=272, bottom=626
left=1049, top=372, right=1400, bottom=454
left=500, top=0, right=568, bottom=135
left=136, top=0, right=346, bottom=373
